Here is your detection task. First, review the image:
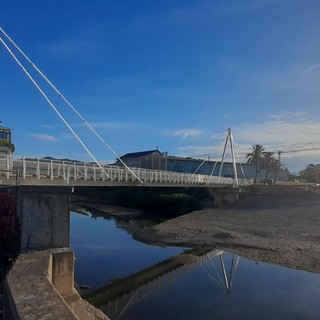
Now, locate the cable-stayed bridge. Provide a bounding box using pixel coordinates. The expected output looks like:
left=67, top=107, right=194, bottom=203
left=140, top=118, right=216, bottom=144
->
left=0, top=156, right=250, bottom=187
left=0, top=27, right=250, bottom=190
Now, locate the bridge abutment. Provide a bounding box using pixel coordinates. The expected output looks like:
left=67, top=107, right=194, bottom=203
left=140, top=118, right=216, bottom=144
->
left=17, top=186, right=73, bottom=251
left=208, top=187, right=241, bottom=207
left=3, top=187, right=110, bottom=319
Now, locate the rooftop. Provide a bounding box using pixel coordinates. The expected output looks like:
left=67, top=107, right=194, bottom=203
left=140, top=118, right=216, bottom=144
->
left=120, top=149, right=162, bottom=159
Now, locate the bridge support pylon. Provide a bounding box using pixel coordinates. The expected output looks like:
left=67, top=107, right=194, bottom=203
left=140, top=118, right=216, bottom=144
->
left=208, top=187, right=241, bottom=207
left=17, top=186, right=73, bottom=251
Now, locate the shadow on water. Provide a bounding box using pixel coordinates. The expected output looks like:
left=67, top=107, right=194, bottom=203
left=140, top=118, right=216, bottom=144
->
left=71, top=210, right=320, bottom=320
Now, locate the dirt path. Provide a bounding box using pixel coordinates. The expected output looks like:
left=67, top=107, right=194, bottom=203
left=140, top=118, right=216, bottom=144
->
left=134, top=185, right=320, bottom=274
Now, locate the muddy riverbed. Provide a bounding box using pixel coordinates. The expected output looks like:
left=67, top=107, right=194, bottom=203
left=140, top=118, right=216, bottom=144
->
left=134, top=185, right=320, bottom=274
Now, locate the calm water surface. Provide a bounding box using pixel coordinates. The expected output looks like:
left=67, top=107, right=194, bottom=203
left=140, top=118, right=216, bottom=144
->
left=70, top=212, right=184, bottom=288
left=71, top=212, right=320, bottom=320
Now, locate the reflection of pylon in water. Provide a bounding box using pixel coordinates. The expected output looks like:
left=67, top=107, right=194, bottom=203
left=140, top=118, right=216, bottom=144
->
left=202, top=252, right=240, bottom=294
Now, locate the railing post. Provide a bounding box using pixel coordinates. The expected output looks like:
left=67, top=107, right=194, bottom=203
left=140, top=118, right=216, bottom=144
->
left=84, top=163, right=87, bottom=181
left=73, top=163, right=77, bottom=181
left=110, top=167, right=113, bottom=182
left=36, top=158, right=40, bottom=180
left=62, top=161, right=66, bottom=182
left=124, top=168, right=128, bottom=182
left=22, top=157, right=26, bottom=180
left=6, top=155, right=10, bottom=179
left=93, top=164, right=96, bottom=181
left=102, top=166, right=105, bottom=182
left=67, top=167, right=71, bottom=185
left=50, top=160, right=54, bottom=180
left=117, top=167, right=121, bottom=181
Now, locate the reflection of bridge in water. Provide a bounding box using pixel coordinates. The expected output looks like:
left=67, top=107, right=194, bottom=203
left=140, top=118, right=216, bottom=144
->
left=85, top=249, right=240, bottom=320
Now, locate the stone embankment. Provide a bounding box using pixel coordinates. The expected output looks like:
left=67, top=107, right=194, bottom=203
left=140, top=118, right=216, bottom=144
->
left=3, top=248, right=109, bottom=320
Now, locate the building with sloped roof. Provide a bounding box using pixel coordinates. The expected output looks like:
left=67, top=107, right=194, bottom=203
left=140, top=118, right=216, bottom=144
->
left=115, top=149, right=167, bottom=170
left=115, top=149, right=288, bottom=181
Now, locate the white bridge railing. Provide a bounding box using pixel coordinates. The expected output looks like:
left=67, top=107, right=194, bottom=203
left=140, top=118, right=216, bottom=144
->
left=0, top=156, right=250, bottom=187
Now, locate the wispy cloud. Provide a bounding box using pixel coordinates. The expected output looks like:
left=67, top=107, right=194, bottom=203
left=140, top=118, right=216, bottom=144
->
left=253, top=64, right=320, bottom=94
left=70, top=121, right=143, bottom=132
left=38, top=39, right=95, bottom=59
left=39, top=124, right=55, bottom=129
left=163, top=129, right=204, bottom=139
left=173, top=112, right=320, bottom=171
left=90, top=121, right=140, bottom=130
left=233, top=112, right=320, bottom=169
left=236, top=112, right=320, bottom=147
left=267, top=111, right=307, bottom=122
left=29, top=133, right=58, bottom=142
left=127, top=0, right=287, bottom=30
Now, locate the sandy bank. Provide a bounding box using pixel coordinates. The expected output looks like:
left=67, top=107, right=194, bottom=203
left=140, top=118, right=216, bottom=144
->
left=134, top=185, right=320, bottom=274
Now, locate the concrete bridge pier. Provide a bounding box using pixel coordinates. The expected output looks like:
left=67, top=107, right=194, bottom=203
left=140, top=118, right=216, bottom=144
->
left=209, top=187, right=241, bottom=207
left=17, top=186, right=72, bottom=251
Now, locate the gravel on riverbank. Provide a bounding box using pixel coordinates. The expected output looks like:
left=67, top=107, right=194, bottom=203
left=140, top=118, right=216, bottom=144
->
left=134, top=185, right=320, bottom=274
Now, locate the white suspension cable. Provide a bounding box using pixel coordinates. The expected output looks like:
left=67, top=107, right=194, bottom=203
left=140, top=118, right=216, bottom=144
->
left=192, top=157, right=208, bottom=175
left=192, top=132, right=227, bottom=176
left=206, top=253, right=226, bottom=288
left=0, top=36, right=110, bottom=179
left=218, top=131, right=229, bottom=178
left=228, top=129, right=238, bottom=187
left=209, top=132, right=227, bottom=176
left=0, top=26, right=144, bottom=184
left=232, top=136, right=248, bottom=182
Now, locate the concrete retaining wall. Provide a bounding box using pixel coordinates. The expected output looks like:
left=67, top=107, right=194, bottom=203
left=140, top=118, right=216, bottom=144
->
left=3, top=249, right=109, bottom=320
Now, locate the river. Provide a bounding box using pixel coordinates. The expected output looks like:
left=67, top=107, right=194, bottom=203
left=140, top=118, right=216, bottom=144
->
left=71, top=211, right=320, bottom=320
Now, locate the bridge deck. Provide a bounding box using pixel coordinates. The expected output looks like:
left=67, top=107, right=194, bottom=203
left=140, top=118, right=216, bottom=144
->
left=0, top=156, right=250, bottom=187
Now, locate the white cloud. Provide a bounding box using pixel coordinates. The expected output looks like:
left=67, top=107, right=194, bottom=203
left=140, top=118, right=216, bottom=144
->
left=163, top=129, right=204, bottom=139
left=172, top=112, right=320, bottom=172
left=267, top=111, right=307, bottom=122
left=29, top=133, right=57, bottom=142
left=236, top=119, right=320, bottom=147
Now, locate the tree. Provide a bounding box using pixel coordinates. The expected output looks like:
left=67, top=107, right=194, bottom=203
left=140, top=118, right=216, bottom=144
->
left=262, top=151, right=276, bottom=179
left=270, top=158, right=281, bottom=181
left=0, top=140, right=15, bottom=153
left=246, top=144, right=266, bottom=180
left=299, top=164, right=320, bottom=183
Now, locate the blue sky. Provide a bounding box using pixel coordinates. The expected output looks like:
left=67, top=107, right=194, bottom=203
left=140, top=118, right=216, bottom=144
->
left=1, top=0, right=320, bottom=173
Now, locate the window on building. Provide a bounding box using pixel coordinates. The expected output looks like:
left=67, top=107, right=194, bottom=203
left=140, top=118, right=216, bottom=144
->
left=0, top=132, right=8, bottom=140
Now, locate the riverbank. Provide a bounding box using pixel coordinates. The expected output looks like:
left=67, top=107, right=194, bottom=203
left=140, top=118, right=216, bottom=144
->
left=134, top=185, right=320, bottom=274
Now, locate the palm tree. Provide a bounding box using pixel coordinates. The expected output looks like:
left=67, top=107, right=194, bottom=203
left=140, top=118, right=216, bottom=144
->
left=246, top=144, right=266, bottom=181
left=262, top=152, right=276, bottom=179
left=270, top=158, right=281, bottom=182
